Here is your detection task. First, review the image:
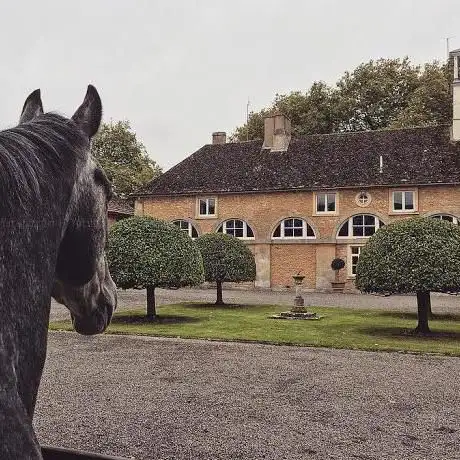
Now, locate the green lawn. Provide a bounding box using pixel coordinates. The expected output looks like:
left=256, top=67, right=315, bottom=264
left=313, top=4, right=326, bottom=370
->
left=49, top=304, right=460, bottom=356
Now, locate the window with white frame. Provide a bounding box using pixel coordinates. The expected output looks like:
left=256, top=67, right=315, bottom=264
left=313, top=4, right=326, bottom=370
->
left=355, top=191, right=371, bottom=207
left=431, top=214, right=460, bottom=225
left=337, top=215, right=384, bottom=238
left=392, top=191, right=415, bottom=212
left=349, top=245, right=364, bottom=276
left=217, top=219, right=254, bottom=239
left=172, top=220, right=198, bottom=238
left=272, top=218, right=315, bottom=239
left=198, top=197, right=216, bottom=216
left=316, top=192, right=336, bottom=213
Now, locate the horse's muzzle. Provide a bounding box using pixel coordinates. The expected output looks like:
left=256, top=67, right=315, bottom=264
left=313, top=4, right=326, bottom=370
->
left=71, top=299, right=115, bottom=335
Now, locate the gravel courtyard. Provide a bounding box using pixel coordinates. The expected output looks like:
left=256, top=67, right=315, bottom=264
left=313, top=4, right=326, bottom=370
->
left=35, top=332, right=460, bottom=460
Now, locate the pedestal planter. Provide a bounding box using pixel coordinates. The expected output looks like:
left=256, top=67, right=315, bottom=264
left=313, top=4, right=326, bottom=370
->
left=292, top=274, right=305, bottom=307
left=330, top=258, right=346, bottom=293
left=41, top=446, right=129, bottom=460
left=270, top=274, right=320, bottom=320
left=331, top=281, right=346, bottom=293
left=274, top=310, right=320, bottom=320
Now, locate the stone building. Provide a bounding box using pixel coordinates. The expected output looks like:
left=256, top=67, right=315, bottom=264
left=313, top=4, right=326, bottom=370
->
left=133, top=49, right=460, bottom=291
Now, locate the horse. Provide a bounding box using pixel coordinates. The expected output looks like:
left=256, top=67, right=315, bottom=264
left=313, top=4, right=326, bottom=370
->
left=0, top=86, right=117, bottom=458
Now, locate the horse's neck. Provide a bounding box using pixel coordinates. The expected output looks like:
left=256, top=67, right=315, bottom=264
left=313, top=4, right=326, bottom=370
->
left=0, top=211, right=65, bottom=417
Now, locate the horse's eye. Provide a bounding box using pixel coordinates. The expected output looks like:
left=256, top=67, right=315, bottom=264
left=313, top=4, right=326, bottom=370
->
left=94, top=167, right=112, bottom=199
left=94, top=167, right=106, bottom=185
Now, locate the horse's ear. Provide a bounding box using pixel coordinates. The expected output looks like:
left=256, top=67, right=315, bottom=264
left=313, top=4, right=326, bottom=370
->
left=71, top=85, right=102, bottom=138
left=19, top=89, right=43, bottom=124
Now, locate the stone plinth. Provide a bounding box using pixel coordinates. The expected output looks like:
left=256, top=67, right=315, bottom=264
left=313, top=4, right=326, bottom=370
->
left=270, top=311, right=320, bottom=320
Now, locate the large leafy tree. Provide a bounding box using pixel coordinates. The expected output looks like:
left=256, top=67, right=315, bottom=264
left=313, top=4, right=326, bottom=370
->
left=230, top=82, right=337, bottom=142
left=274, top=81, right=338, bottom=136
left=195, top=233, right=256, bottom=305
left=355, top=218, right=460, bottom=333
left=107, top=217, right=204, bottom=320
left=335, top=57, right=419, bottom=131
left=91, top=121, right=162, bottom=196
left=231, top=58, right=451, bottom=141
left=390, top=62, right=452, bottom=129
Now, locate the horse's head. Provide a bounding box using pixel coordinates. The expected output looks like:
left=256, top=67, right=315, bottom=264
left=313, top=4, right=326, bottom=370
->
left=20, top=86, right=117, bottom=335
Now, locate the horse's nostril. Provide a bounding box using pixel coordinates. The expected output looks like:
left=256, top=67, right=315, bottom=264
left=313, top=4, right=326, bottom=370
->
left=106, top=301, right=114, bottom=319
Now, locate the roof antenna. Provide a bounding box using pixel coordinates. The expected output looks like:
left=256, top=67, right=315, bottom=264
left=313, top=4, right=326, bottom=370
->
left=446, top=36, right=455, bottom=60
left=379, top=155, right=383, bottom=174
left=246, top=97, right=250, bottom=141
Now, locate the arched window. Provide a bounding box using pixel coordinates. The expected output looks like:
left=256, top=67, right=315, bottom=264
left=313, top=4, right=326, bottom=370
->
left=217, top=219, right=254, bottom=239
left=431, top=214, right=460, bottom=225
left=272, top=218, right=315, bottom=239
left=172, top=220, right=198, bottom=238
left=337, top=214, right=384, bottom=238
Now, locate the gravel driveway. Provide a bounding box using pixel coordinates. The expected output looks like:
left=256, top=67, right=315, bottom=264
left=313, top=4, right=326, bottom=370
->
left=35, top=333, right=460, bottom=460
left=50, top=287, right=460, bottom=322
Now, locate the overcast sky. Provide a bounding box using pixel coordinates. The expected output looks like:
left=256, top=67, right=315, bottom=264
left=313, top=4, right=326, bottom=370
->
left=1, top=1, right=459, bottom=170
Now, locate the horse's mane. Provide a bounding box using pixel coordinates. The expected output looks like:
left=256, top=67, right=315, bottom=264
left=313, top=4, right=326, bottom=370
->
left=0, top=113, right=88, bottom=215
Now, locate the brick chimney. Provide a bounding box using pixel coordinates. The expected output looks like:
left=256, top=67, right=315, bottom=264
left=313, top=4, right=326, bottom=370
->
left=212, top=132, right=226, bottom=145
left=451, top=48, right=460, bottom=142
left=263, top=112, right=291, bottom=152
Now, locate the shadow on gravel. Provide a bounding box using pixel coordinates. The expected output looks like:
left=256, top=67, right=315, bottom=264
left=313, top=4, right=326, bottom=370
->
left=374, top=311, right=460, bottom=322
left=111, top=315, right=200, bottom=325
left=359, top=326, right=460, bottom=340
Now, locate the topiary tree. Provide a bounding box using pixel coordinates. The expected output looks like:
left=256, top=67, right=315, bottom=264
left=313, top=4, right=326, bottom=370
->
left=331, top=258, right=345, bottom=281
left=195, top=233, right=256, bottom=305
left=107, top=216, right=204, bottom=320
left=355, top=217, right=460, bottom=333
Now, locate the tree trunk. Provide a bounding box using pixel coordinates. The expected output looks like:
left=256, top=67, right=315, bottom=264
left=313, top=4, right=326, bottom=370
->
left=215, top=280, right=224, bottom=305
left=146, top=285, right=157, bottom=320
left=415, top=291, right=431, bottom=333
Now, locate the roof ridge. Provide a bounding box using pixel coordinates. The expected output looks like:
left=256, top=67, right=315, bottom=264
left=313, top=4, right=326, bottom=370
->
left=205, top=125, right=449, bottom=148
left=292, top=123, right=448, bottom=141
left=206, top=138, right=262, bottom=146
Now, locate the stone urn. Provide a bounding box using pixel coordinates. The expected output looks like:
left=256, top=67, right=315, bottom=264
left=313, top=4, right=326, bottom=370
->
left=292, top=273, right=306, bottom=310
left=269, top=273, right=320, bottom=319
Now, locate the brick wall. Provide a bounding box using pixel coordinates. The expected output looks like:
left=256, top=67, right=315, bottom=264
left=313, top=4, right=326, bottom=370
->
left=136, top=184, right=460, bottom=290
left=270, top=244, right=316, bottom=289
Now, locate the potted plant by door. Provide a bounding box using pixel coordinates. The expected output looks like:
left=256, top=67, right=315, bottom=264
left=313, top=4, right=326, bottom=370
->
left=330, top=258, right=346, bottom=293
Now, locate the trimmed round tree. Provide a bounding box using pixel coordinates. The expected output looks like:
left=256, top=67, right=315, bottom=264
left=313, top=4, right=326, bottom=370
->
left=355, top=217, right=460, bottom=333
left=107, top=216, right=204, bottom=320
left=195, top=233, right=256, bottom=305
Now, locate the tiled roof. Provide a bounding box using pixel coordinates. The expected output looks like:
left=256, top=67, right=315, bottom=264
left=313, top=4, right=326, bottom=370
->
left=108, top=197, right=134, bottom=215
left=136, top=125, right=460, bottom=196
